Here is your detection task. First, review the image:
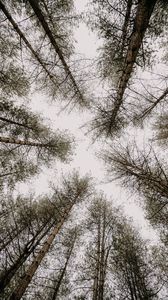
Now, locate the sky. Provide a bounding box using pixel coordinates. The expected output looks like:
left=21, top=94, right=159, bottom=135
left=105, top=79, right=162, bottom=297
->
left=16, top=0, right=160, bottom=243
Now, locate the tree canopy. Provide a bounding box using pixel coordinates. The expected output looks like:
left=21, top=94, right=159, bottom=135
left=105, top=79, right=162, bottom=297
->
left=0, top=0, right=168, bottom=299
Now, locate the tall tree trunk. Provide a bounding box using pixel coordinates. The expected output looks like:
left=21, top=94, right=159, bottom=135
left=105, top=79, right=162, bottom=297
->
left=92, top=215, right=101, bottom=300
left=0, top=221, right=54, bottom=294
left=0, top=0, right=55, bottom=83
left=0, top=136, right=50, bottom=148
left=9, top=202, right=74, bottom=300
left=110, top=0, right=157, bottom=125
left=98, top=208, right=106, bottom=300
left=51, top=239, right=75, bottom=300
left=27, top=0, right=84, bottom=102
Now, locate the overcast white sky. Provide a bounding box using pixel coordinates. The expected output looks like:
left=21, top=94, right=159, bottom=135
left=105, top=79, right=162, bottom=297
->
left=16, top=0, right=161, bottom=242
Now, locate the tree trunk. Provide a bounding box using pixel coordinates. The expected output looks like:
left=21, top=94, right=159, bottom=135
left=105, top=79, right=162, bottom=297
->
left=111, top=0, right=157, bottom=123
left=120, top=0, right=133, bottom=54
left=0, top=136, right=50, bottom=148
left=92, top=215, right=101, bottom=300
left=98, top=209, right=106, bottom=300
left=51, top=239, right=75, bottom=300
left=0, top=0, right=55, bottom=83
left=27, top=0, right=84, bottom=102
left=9, top=203, right=74, bottom=300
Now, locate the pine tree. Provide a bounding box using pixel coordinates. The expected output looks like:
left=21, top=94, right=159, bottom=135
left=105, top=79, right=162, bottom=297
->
left=89, top=0, right=168, bottom=137
left=46, top=227, right=80, bottom=300
left=74, top=197, right=117, bottom=300
left=103, top=143, right=168, bottom=244
left=0, top=0, right=89, bottom=108
left=110, top=221, right=159, bottom=299
left=0, top=195, right=56, bottom=296
left=7, top=172, right=91, bottom=300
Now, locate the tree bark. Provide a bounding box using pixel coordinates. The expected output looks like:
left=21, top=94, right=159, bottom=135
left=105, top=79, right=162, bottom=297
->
left=0, top=136, right=50, bottom=148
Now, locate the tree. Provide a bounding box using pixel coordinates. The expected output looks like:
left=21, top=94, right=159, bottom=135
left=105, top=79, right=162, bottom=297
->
left=110, top=221, right=160, bottom=299
left=74, top=196, right=118, bottom=300
left=0, top=0, right=89, bottom=108
left=45, top=226, right=81, bottom=300
left=7, top=172, right=91, bottom=300
left=89, top=0, right=168, bottom=137
left=103, top=143, right=168, bottom=243
left=0, top=195, right=57, bottom=297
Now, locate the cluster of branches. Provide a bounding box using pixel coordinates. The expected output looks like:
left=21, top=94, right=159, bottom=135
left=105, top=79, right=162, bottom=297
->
left=0, top=97, right=73, bottom=191
left=103, top=142, right=168, bottom=244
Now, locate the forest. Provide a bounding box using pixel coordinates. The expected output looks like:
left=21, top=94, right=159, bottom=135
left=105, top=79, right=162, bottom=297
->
left=0, top=0, right=168, bottom=299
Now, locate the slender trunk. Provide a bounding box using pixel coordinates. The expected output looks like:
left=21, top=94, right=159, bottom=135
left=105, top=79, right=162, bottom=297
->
left=0, top=0, right=55, bottom=83
left=9, top=203, right=74, bottom=300
left=51, top=240, right=75, bottom=300
left=98, top=209, right=106, bottom=300
left=0, top=136, right=49, bottom=148
left=110, top=0, right=157, bottom=124
left=0, top=117, right=34, bottom=131
left=27, top=0, right=84, bottom=101
left=92, top=216, right=101, bottom=300
left=0, top=221, right=54, bottom=294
